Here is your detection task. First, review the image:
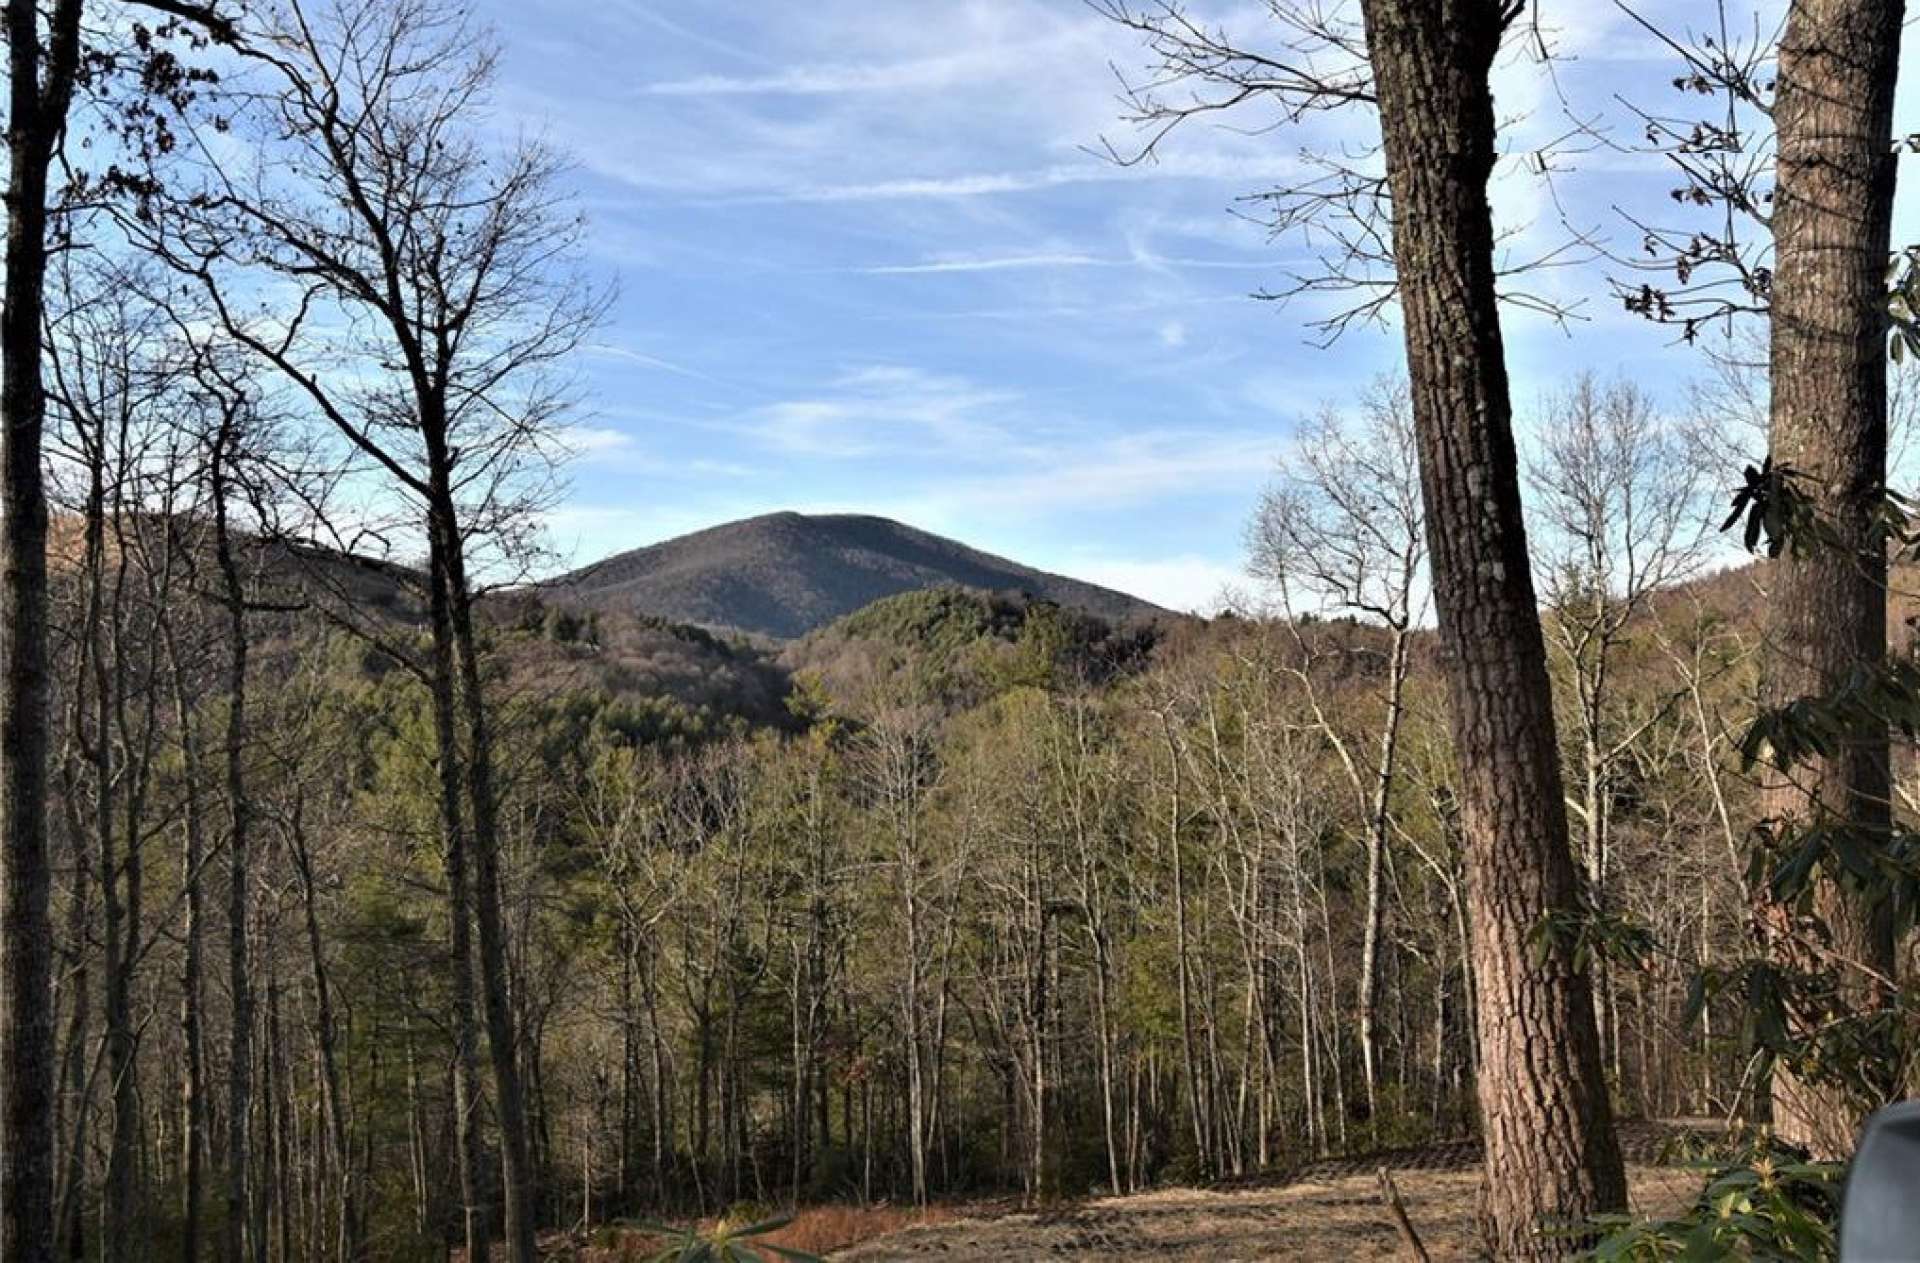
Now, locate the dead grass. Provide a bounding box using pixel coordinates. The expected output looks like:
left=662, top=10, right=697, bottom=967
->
left=756, top=1204, right=961, bottom=1255
left=547, top=1142, right=1711, bottom=1260
left=554, top=1202, right=963, bottom=1261
left=831, top=1165, right=1706, bottom=1261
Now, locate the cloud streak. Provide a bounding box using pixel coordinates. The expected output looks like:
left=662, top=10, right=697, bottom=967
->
left=855, top=251, right=1275, bottom=275
left=859, top=252, right=1107, bottom=275
left=707, top=154, right=1307, bottom=205
left=742, top=365, right=1021, bottom=458
left=643, top=53, right=982, bottom=97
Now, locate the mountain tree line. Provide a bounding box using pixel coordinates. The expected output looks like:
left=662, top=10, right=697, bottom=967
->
left=0, top=0, right=1914, bottom=1260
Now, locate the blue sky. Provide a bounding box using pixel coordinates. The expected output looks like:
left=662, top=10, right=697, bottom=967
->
left=469, top=1, right=1919, bottom=612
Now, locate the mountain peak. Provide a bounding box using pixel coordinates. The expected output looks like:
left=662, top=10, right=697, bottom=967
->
left=551, top=512, right=1167, bottom=640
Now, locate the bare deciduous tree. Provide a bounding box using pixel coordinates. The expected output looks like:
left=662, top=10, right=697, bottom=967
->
left=3, top=7, right=234, bottom=1257
left=1248, top=375, right=1424, bottom=1125
left=3, top=10, right=89, bottom=1254
left=140, top=2, right=607, bottom=1254
left=1525, top=373, right=1709, bottom=1074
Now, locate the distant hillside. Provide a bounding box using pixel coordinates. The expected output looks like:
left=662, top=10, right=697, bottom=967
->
left=549, top=512, right=1169, bottom=640
left=783, top=586, right=1165, bottom=707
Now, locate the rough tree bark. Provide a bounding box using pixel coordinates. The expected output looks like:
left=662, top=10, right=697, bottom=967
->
left=1763, top=0, right=1904, bottom=1158
left=1, top=4, right=80, bottom=1260
left=1355, top=0, right=1628, bottom=1252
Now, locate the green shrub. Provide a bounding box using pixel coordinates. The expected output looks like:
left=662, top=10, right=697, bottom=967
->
left=1585, top=1136, right=1842, bottom=1261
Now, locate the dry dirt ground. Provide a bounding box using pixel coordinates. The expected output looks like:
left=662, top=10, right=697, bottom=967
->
left=557, top=1126, right=1714, bottom=1261
left=833, top=1147, right=1704, bottom=1261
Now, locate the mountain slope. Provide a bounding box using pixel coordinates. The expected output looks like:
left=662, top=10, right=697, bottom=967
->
left=550, top=511, right=1168, bottom=639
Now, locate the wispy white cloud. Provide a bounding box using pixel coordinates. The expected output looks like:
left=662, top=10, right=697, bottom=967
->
left=711, top=154, right=1308, bottom=206
left=856, top=250, right=1274, bottom=275
left=636, top=14, right=1116, bottom=100
left=919, top=429, right=1276, bottom=514
left=886, top=295, right=1248, bottom=324
left=728, top=363, right=1277, bottom=516
left=606, top=5, right=770, bottom=66
left=745, top=167, right=1115, bottom=204
left=549, top=427, right=765, bottom=479
left=559, top=425, right=638, bottom=456
left=744, top=365, right=1021, bottom=458
left=583, top=342, right=732, bottom=385
left=859, top=252, right=1107, bottom=275
left=643, top=53, right=983, bottom=97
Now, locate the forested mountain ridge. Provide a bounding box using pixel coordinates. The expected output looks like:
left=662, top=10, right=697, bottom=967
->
left=548, top=510, right=1169, bottom=639
left=48, top=510, right=1173, bottom=747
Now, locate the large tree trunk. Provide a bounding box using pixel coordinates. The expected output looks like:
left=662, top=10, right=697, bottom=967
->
left=2, top=5, right=79, bottom=1260
left=428, top=438, right=538, bottom=1263
left=1764, top=0, right=1904, bottom=1159
left=422, top=512, right=490, bottom=1261
left=1356, top=0, right=1627, bottom=1253
left=447, top=568, right=540, bottom=1261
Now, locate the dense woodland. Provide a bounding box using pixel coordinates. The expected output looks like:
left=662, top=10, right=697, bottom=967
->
left=34, top=430, right=1775, bottom=1259
left=3, top=0, right=1919, bottom=1261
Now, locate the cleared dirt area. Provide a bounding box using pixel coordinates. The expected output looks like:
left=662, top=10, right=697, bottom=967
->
left=563, top=1126, right=1716, bottom=1260
left=833, top=1159, right=1702, bottom=1261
